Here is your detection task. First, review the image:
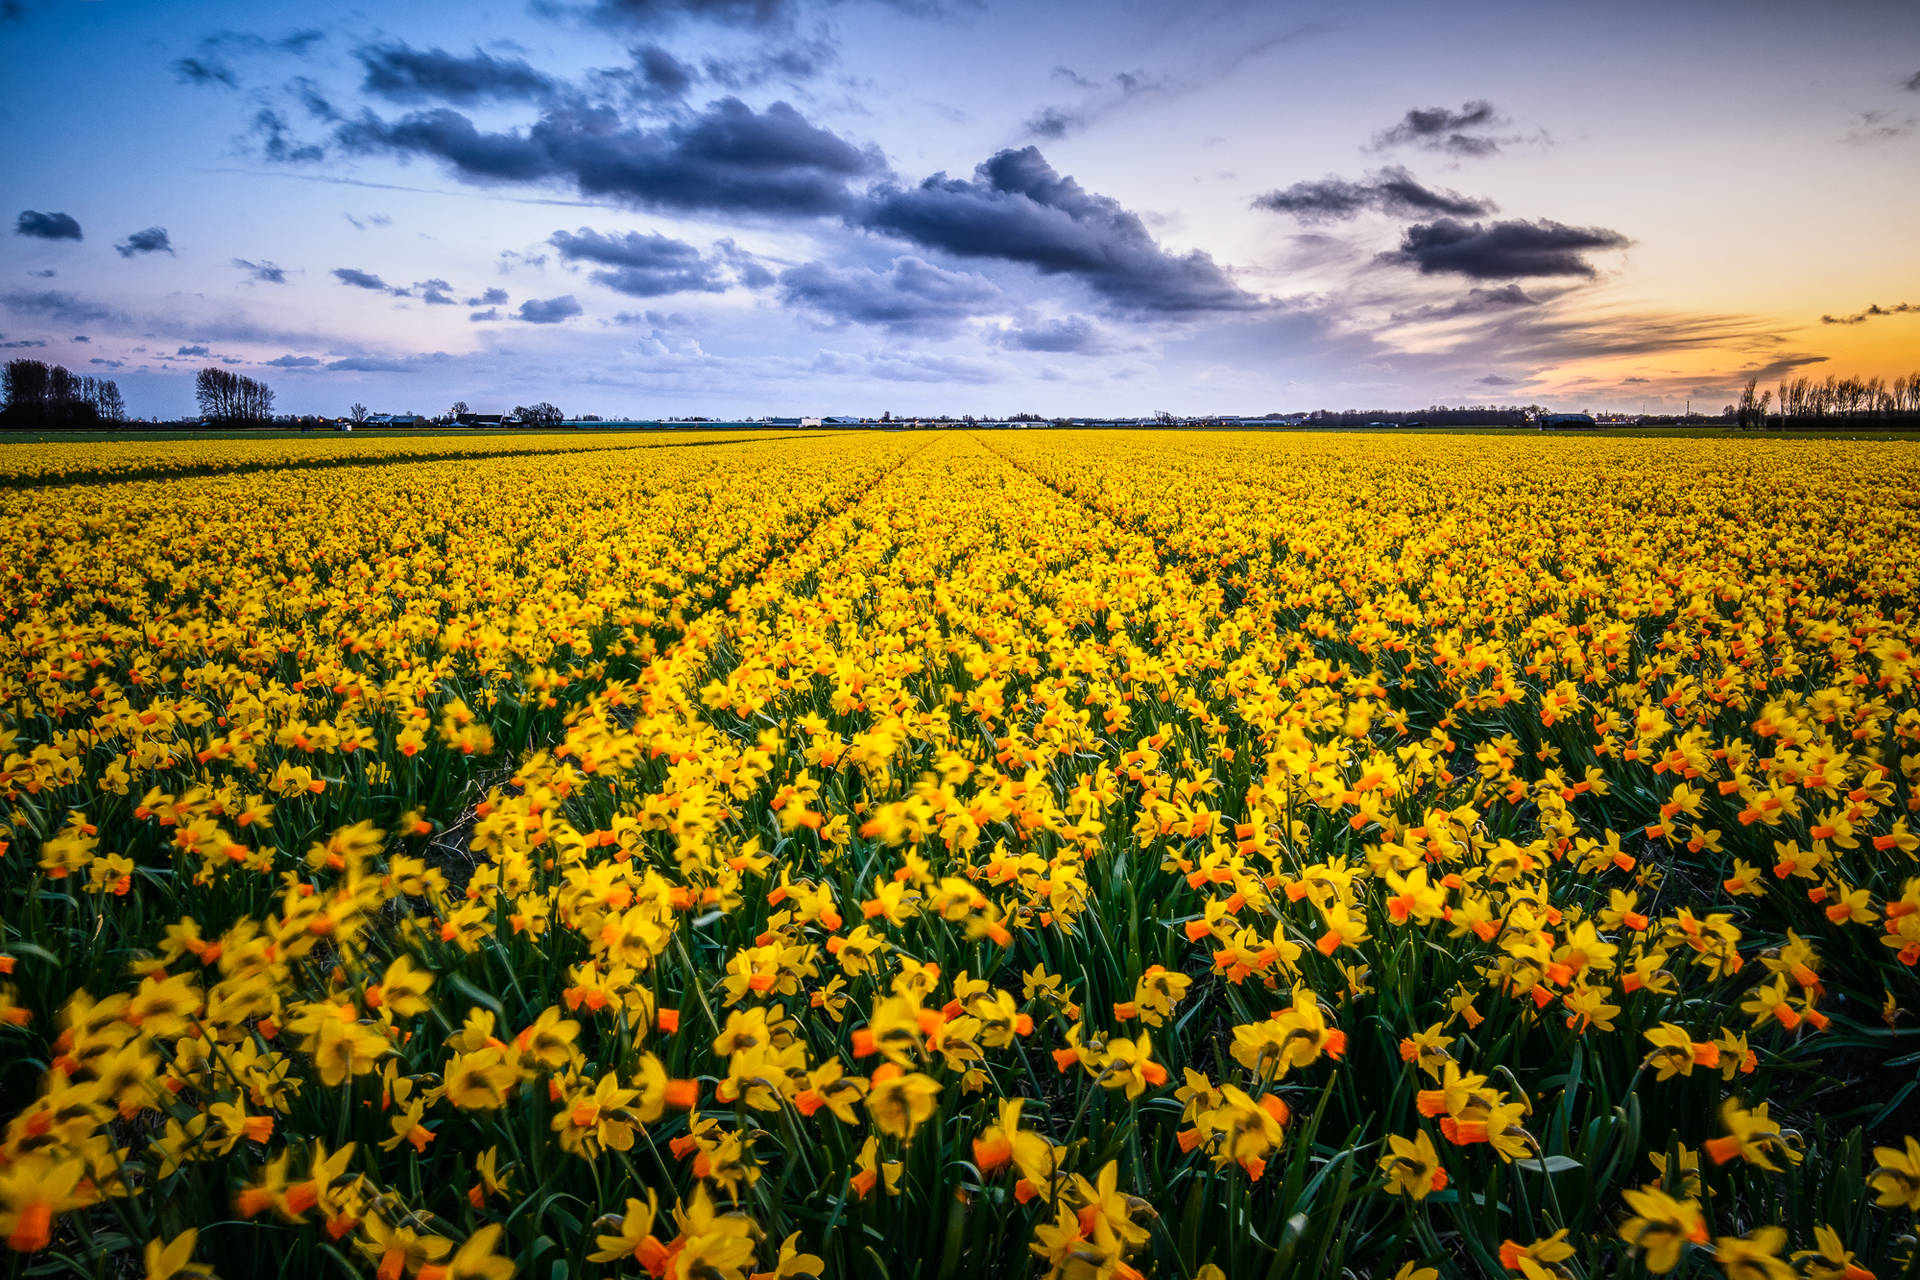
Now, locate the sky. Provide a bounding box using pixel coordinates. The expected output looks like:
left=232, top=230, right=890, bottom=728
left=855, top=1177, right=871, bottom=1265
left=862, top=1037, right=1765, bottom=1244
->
left=1, top=0, right=1917, bottom=419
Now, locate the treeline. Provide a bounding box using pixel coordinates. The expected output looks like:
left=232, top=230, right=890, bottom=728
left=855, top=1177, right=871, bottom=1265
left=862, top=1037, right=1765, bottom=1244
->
left=194, top=368, right=276, bottom=426
left=511, top=402, right=563, bottom=426
left=1736, top=372, right=1920, bottom=428
left=1, top=358, right=127, bottom=428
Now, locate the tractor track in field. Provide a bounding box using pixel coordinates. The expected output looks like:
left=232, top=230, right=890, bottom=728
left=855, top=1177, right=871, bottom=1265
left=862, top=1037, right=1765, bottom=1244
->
left=402, top=433, right=937, bottom=888
left=687, top=432, right=942, bottom=680
left=963, top=431, right=1239, bottom=597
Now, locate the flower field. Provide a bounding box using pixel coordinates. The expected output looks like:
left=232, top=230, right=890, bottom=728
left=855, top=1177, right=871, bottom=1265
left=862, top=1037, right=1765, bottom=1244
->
left=2, top=429, right=1918, bottom=1280
left=0, top=429, right=800, bottom=489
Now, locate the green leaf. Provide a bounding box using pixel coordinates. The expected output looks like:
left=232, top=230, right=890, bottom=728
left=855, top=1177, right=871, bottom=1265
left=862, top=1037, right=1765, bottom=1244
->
left=1513, top=1154, right=1584, bottom=1174
left=446, top=972, right=506, bottom=1021
left=1, top=942, right=62, bottom=967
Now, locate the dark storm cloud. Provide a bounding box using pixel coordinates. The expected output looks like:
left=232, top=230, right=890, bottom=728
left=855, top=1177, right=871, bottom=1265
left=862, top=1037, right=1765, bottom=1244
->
left=115, top=227, right=175, bottom=257
left=517, top=295, right=583, bottom=323
left=1022, top=68, right=1164, bottom=142
left=1821, top=301, right=1916, bottom=324
left=993, top=315, right=1108, bottom=354
left=702, top=37, right=838, bottom=90
left=861, top=147, right=1256, bottom=314
left=613, top=307, right=692, bottom=327
left=343, top=103, right=550, bottom=182
left=1906, top=70, right=1920, bottom=92
left=253, top=108, right=327, bottom=164
left=16, top=210, right=82, bottom=241
left=778, top=256, right=1000, bottom=332
left=1738, top=353, right=1830, bottom=383
left=203, top=28, right=328, bottom=56
left=333, top=98, right=877, bottom=216
left=504, top=26, right=825, bottom=111
left=629, top=43, right=696, bottom=97
left=567, top=0, right=794, bottom=28
left=1253, top=166, right=1494, bottom=222
left=558, top=0, right=974, bottom=27
left=549, top=227, right=729, bottom=296
left=467, top=287, right=510, bottom=306
left=266, top=354, right=322, bottom=367
left=414, top=279, right=459, bottom=304
left=1463, top=284, right=1539, bottom=308
left=176, top=29, right=326, bottom=90
left=174, top=56, right=239, bottom=88
left=1374, top=100, right=1504, bottom=156
left=357, top=42, right=557, bottom=104
left=1386, top=283, right=1545, bottom=324
left=233, top=258, right=288, bottom=283
left=333, top=267, right=397, bottom=291
left=177, top=345, right=212, bottom=356
left=1023, top=107, right=1082, bottom=141
left=1386, top=219, right=1629, bottom=279
left=713, top=239, right=774, bottom=289
left=290, top=77, right=341, bottom=122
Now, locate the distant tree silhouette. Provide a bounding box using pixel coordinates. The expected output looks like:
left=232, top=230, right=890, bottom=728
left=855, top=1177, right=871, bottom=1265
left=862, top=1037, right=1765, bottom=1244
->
left=1735, top=377, right=1760, bottom=428
left=94, top=379, right=126, bottom=423
left=2, top=358, right=128, bottom=428
left=1769, top=372, right=1920, bottom=427
left=194, top=367, right=275, bottom=425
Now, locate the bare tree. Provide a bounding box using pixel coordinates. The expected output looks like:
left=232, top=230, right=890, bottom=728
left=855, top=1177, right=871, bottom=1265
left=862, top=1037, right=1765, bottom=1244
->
left=3, top=359, right=52, bottom=425
left=1736, top=376, right=1759, bottom=429
left=95, top=380, right=126, bottom=422
left=1865, top=376, right=1890, bottom=418
left=194, top=367, right=275, bottom=425
left=348, top=402, right=369, bottom=425
left=47, top=364, right=77, bottom=415
left=1898, top=373, right=1920, bottom=414
left=512, top=402, right=563, bottom=426
left=3, top=358, right=128, bottom=427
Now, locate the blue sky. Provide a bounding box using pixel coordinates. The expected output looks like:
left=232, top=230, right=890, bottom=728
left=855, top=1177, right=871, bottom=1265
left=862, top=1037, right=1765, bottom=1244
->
left=2, top=0, right=1916, bottom=418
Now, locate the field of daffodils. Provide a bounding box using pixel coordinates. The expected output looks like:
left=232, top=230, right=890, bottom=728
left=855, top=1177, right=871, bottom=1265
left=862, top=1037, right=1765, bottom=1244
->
left=2, top=429, right=1916, bottom=1280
